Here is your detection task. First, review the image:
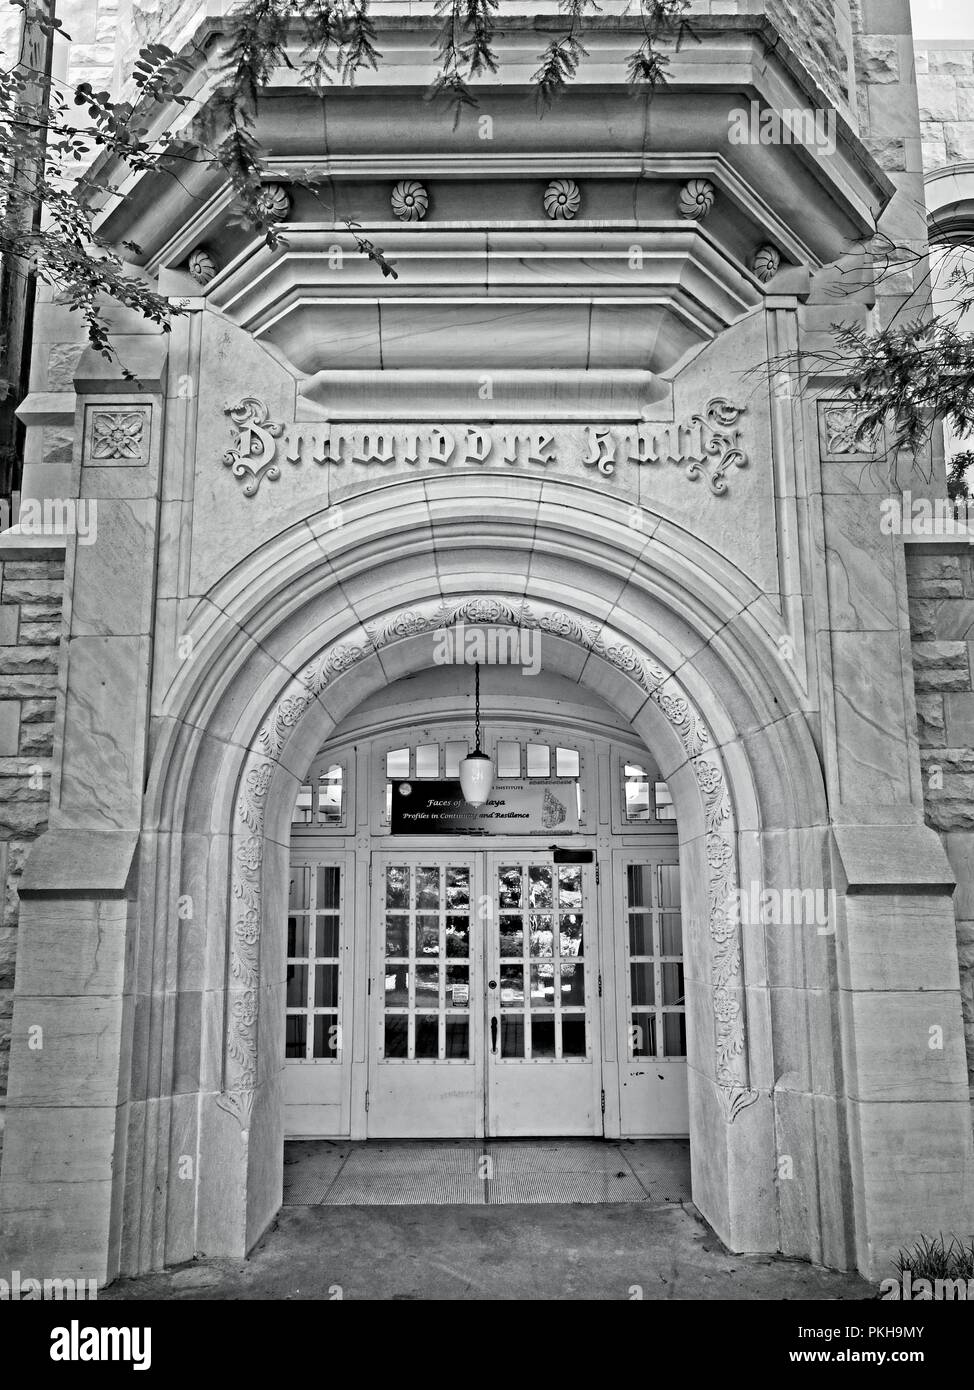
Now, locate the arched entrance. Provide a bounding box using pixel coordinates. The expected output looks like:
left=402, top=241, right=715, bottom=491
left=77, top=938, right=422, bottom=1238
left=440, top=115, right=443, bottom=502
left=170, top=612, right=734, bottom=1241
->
left=282, top=665, right=687, bottom=1142
left=129, top=479, right=838, bottom=1279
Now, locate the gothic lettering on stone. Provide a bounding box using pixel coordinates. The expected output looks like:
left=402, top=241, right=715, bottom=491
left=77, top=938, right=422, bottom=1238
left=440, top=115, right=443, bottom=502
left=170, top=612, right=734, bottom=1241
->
left=221, top=397, right=748, bottom=496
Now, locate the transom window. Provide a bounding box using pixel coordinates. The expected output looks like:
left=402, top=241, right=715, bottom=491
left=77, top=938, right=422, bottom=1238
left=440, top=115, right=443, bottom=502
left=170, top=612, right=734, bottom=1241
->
left=292, top=763, right=345, bottom=827
left=623, top=763, right=676, bottom=823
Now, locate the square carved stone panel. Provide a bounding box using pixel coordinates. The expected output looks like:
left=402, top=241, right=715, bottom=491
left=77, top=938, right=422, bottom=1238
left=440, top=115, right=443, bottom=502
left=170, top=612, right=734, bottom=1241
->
left=84, top=406, right=151, bottom=466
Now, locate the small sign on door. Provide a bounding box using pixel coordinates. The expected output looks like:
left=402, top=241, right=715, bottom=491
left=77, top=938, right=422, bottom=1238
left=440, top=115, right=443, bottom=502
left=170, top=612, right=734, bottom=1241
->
left=451, top=984, right=470, bottom=1006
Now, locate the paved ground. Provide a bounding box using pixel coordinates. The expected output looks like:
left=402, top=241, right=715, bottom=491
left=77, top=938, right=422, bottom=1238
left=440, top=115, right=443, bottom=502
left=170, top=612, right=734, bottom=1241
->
left=102, top=1140, right=876, bottom=1301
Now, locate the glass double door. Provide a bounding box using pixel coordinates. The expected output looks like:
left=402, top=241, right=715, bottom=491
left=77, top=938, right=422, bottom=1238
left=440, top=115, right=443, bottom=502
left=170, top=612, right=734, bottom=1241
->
left=368, top=851, right=602, bottom=1138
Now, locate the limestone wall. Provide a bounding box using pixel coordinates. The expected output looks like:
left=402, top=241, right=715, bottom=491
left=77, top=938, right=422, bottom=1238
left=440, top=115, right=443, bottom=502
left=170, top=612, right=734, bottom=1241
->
left=0, top=555, right=62, bottom=1155
left=915, top=40, right=974, bottom=171
left=907, top=544, right=974, bottom=1102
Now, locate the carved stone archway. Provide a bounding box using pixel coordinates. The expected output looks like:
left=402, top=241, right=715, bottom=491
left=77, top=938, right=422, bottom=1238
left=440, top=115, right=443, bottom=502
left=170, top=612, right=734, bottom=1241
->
left=223, top=594, right=759, bottom=1135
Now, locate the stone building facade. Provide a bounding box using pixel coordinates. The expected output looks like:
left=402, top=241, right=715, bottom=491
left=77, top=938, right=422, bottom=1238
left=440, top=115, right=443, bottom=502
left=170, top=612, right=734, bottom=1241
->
left=0, top=0, right=972, bottom=1288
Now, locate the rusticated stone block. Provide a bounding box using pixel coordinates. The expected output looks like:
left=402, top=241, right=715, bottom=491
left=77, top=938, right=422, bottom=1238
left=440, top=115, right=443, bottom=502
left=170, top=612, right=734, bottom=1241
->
left=20, top=699, right=56, bottom=725
left=0, top=803, right=49, bottom=837
left=0, top=606, right=17, bottom=646
left=855, top=34, right=900, bottom=85
left=0, top=647, right=58, bottom=676
left=0, top=675, right=56, bottom=701
left=917, top=75, right=958, bottom=122
left=19, top=601, right=61, bottom=624
left=912, top=641, right=971, bottom=691
left=1, top=579, right=63, bottom=606
left=18, top=622, right=61, bottom=647
left=928, top=51, right=974, bottom=76
left=0, top=703, right=19, bottom=757
left=46, top=342, right=85, bottom=391
left=947, top=124, right=974, bottom=161
left=862, top=136, right=906, bottom=171
left=19, top=724, right=54, bottom=757
left=2, top=562, right=64, bottom=582
left=0, top=928, right=13, bottom=990
left=915, top=695, right=945, bottom=746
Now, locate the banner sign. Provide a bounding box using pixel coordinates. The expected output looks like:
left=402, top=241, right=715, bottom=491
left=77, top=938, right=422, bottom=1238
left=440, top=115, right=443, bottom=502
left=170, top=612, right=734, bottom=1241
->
left=390, top=779, right=579, bottom=835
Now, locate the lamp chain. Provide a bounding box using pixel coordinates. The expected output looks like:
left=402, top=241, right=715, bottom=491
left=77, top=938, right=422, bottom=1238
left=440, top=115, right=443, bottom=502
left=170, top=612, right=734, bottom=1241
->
left=474, top=661, right=481, bottom=752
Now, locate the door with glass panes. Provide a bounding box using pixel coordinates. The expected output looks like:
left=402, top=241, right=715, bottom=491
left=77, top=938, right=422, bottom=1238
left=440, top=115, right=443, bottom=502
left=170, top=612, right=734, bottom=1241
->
left=368, top=852, right=602, bottom=1137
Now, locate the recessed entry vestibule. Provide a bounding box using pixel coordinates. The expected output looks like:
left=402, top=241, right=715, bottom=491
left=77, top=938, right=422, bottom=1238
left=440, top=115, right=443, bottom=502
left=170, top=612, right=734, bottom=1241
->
left=284, top=668, right=688, bottom=1142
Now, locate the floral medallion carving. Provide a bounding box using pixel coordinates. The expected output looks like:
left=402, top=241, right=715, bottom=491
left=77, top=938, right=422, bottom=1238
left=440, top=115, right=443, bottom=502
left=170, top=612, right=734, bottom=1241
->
left=88, top=408, right=149, bottom=464
left=677, top=179, right=716, bottom=220
left=391, top=179, right=429, bottom=221
left=255, top=182, right=292, bottom=222
left=187, top=247, right=217, bottom=285
left=544, top=178, right=580, bottom=220
left=752, top=244, right=781, bottom=284
left=817, top=400, right=881, bottom=461
left=221, top=596, right=757, bottom=1126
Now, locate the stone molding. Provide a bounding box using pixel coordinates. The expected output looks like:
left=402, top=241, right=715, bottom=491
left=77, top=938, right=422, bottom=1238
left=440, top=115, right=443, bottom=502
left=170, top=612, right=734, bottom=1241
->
left=220, top=595, right=758, bottom=1127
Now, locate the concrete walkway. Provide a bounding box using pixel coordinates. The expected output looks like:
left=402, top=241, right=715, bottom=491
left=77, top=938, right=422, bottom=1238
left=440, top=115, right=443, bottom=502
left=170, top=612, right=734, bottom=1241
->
left=102, top=1140, right=876, bottom=1300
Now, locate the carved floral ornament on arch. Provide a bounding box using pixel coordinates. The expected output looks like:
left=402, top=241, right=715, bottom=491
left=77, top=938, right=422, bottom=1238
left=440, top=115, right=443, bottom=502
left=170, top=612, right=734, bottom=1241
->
left=219, top=595, right=758, bottom=1127
left=221, top=397, right=750, bottom=498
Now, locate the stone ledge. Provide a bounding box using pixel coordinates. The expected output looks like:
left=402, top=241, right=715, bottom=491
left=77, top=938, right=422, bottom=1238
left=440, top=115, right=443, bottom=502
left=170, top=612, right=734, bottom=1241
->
left=19, top=831, right=140, bottom=899
left=832, top=824, right=956, bottom=894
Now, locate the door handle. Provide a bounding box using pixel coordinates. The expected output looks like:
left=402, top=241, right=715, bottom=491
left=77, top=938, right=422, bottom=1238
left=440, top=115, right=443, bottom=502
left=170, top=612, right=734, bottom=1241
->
left=491, top=1015, right=498, bottom=1054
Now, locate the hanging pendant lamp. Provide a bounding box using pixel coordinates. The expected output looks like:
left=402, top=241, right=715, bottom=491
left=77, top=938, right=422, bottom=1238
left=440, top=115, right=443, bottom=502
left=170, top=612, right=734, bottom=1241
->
left=459, top=662, right=494, bottom=806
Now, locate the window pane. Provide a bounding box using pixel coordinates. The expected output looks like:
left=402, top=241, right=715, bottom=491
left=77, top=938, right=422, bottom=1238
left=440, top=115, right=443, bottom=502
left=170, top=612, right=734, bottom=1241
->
left=655, top=781, right=677, bottom=820
left=416, top=743, right=439, bottom=779
left=663, top=1012, right=687, bottom=1057
left=499, top=915, right=523, bottom=956
left=313, top=1015, right=338, bottom=1058
left=500, top=964, right=524, bottom=1006
left=560, top=962, right=585, bottom=1006
left=526, top=743, right=550, bottom=777
left=529, top=914, right=553, bottom=957
left=385, top=916, right=409, bottom=957
left=625, top=765, right=651, bottom=821
left=531, top=1016, right=556, bottom=1057
left=528, top=866, right=552, bottom=909
left=415, top=913, right=440, bottom=956
left=556, top=747, right=580, bottom=778
left=445, top=916, right=470, bottom=957
left=289, top=867, right=310, bottom=912
left=661, top=962, right=685, bottom=1006
left=561, top=1017, right=586, bottom=1057
left=314, top=964, right=339, bottom=1008
left=446, top=965, right=469, bottom=1007
left=415, top=1015, right=439, bottom=1058
left=416, top=866, right=439, bottom=910
left=445, top=1018, right=469, bottom=1059
left=384, top=1015, right=408, bottom=1058
left=385, top=865, right=409, bottom=909
left=444, top=741, right=468, bottom=777
left=497, top=741, right=520, bottom=777
left=317, top=767, right=343, bottom=824
left=626, top=863, right=651, bottom=910
left=660, top=913, right=683, bottom=956
left=559, top=913, right=583, bottom=957
left=502, top=1015, right=525, bottom=1058
left=286, top=964, right=308, bottom=1007
left=630, top=962, right=655, bottom=1007
left=557, top=864, right=582, bottom=909
left=530, top=963, right=556, bottom=1007
left=288, top=914, right=309, bottom=958
left=292, top=785, right=313, bottom=824
left=317, top=865, right=340, bottom=910
left=627, top=911, right=652, bottom=957
left=415, top=964, right=439, bottom=1008
left=285, top=1014, right=307, bottom=1058
left=385, top=966, right=409, bottom=1006
left=316, top=914, right=339, bottom=957
left=658, top=864, right=681, bottom=909
left=630, top=1013, right=655, bottom=1057
left=446, top=867, right=470, bottom=909
left=498, top=866, right=522, bottom=908
left=386, top=747, right=410, bottom=779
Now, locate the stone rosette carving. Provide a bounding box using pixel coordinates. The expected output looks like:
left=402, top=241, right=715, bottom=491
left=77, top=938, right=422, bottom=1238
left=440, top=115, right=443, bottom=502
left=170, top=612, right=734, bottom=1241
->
left=818, top=400, right=881, bottom=460
left=255, top=182, right=292, bottom=222
left=187, top=246, right=217, bottom=285
left=391, top=179, right=429, bottom=221
left=544, top=178, right=580, bottom=220
left=221, top=595, right=758, bottom=1125
left=89, top=409, right=148, bottom=462
left=677, top=179, right=716, bottom=220
left=752, top=243, right=781, bottom=283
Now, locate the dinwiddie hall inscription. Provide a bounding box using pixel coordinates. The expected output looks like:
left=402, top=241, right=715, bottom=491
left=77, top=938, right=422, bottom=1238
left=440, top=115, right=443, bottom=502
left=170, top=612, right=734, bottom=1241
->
left=222, top=397, right=749, bottom=497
